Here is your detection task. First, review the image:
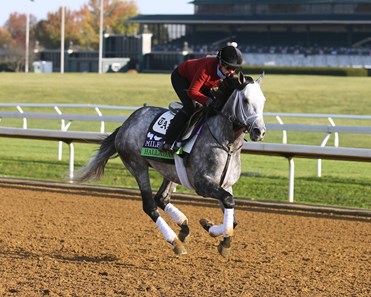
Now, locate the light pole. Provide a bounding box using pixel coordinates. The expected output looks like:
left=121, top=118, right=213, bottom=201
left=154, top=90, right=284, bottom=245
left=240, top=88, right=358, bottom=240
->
left=25, top=0, right=34, bottom=73
left=60, top=0, right=66, bottom=73
left=98, top=0, right=104, bottom=74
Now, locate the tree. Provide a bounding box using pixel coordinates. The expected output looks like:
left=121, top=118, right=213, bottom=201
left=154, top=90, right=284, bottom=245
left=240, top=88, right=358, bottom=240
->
left=0, top=28, right=15, bottom=71
left=104, top=0, right=138, bottom=35
left=4, top=12, right=37, bottom=47
left=1, top=13, right=38, bottom=72
left=76, top=0, right=139, bottom=49
left=34, top=8, right=82, bottom=49
left=76, top=4, right=98, bottom=49
left=0, top=28, right=14, bottom=49
left=34, top=0, right=139, bottom=50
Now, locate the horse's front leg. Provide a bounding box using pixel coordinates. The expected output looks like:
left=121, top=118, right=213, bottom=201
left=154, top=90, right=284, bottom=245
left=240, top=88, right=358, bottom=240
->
left=154, top=179, right=190, bottom=243
left=217, top=187, right=238, bottom=229
left=195, top=180, right=235, bottom=257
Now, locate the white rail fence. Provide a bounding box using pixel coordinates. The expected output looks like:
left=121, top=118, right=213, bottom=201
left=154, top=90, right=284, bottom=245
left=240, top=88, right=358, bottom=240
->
left=0, top=103, right=140, bottom=161
left=264, top=112, right=371, bottom=177
left=1, top=103, right=370, bottom=202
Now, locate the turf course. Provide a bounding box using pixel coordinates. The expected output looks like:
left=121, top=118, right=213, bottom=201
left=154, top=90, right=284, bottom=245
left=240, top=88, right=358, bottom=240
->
left=0, top=73, right=370, bottom=208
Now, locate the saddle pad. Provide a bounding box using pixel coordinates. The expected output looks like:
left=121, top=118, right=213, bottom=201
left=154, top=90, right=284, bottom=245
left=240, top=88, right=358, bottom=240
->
left=140, top=109, right=203, bottom=188
left=140, top=109, right=203, bottom=163
left=141, top=110, right=175, bottom=162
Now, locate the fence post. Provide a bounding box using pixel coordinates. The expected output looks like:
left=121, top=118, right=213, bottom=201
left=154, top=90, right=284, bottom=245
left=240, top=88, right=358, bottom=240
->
left=288, top=157, right=295, bottom=203
left=68, top=143, right=74, bottom=181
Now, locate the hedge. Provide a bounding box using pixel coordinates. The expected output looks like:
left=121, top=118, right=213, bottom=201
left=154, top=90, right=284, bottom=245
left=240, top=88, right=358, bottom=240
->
left=242, top=66, right=369, bottom=77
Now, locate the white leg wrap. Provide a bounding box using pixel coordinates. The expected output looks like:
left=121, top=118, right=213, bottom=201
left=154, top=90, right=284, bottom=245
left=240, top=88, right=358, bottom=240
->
left=209, top=224, right=224, bottom=237
left=223, top=208, right=234, bottom=238
left=156, top=217, right=177, bottom=243
left=164, top=203, right=188, bottom=226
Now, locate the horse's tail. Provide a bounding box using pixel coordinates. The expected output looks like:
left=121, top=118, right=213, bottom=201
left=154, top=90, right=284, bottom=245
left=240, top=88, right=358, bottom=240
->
left=72, top=127, right=120, bottom=183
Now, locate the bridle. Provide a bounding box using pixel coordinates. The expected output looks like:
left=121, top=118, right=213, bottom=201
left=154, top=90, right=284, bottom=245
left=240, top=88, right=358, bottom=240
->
left=229, top=113, right=259, bottom=134
left=202, top=76, right=263, bottom=186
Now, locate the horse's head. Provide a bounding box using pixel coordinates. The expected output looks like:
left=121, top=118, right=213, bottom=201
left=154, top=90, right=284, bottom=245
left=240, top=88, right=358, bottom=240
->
left=222, top=72, right=266, bottom=142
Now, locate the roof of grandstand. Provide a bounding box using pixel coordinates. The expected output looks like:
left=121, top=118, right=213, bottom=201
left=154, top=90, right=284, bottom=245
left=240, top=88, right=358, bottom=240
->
left=190, top=0, right=371, bottom=4
left=128, top=14, right=371, bottom=24
left=129, top=0, right=371, bottom=24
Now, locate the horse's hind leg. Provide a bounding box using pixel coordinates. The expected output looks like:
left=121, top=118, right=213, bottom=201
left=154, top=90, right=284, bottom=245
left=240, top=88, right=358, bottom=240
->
left=154, top=179, right=190, bottom=243
left=121, top=159, right=186, bottom=255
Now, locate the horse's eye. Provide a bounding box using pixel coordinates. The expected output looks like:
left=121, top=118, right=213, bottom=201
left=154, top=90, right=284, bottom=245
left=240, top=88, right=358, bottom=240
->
left=244, top=98, right=249, bottom=104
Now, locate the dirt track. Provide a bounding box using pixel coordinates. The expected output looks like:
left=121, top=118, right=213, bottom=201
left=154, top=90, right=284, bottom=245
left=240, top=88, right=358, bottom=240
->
left=0, top=182, right=370, bottom=297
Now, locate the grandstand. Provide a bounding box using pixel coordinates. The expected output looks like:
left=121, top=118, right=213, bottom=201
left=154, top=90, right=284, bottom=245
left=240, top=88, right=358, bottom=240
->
left=128, top=0, right=371, bottom=69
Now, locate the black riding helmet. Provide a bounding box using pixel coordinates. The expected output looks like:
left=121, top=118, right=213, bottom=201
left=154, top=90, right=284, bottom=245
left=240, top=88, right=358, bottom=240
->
left=217, top=45, right=243, bottom=68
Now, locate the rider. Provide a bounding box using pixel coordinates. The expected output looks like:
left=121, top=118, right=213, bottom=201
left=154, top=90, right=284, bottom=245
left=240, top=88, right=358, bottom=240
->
left=159, top=43, right=244, bottom=152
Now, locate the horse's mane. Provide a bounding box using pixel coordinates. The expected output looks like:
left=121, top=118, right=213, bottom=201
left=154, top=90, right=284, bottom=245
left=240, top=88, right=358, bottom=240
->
left=210, top=73, right=254, bottom=111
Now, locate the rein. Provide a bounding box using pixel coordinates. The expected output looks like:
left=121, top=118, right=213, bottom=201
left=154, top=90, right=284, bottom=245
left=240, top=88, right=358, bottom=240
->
left=205, top=111, right=243, bottom=186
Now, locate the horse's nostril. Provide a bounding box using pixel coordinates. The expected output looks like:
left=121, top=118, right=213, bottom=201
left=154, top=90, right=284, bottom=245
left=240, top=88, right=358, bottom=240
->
left=253, top=128, right=261, bottom=135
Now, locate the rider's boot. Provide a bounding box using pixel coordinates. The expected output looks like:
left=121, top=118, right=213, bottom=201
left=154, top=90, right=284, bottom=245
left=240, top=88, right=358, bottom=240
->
left=159, top=110, right=189, bottom=153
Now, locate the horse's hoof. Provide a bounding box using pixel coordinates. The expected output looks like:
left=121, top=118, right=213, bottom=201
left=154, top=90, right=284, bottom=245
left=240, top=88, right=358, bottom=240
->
left=217, top=243, right=231, bottom=257
left=217, top=237, right=232, bottom=258
left=178, top=224, right=190, bottom=243
left=172, top=238, right=187, bottom=255
left=199, top=218, right=214, bottom=232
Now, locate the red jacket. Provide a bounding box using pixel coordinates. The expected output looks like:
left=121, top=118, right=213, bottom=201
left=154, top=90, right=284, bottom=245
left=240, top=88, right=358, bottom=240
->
left=178, top=57, right=221, bottom=105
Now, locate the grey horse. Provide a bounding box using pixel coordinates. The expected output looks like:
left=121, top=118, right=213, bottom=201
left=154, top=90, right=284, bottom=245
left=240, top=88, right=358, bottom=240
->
left=72, top=73, right=266, bottom=257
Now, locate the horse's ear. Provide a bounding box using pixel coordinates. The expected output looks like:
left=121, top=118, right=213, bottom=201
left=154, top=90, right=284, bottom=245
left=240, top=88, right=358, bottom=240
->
left=255, top=72, right=265, bottom=86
